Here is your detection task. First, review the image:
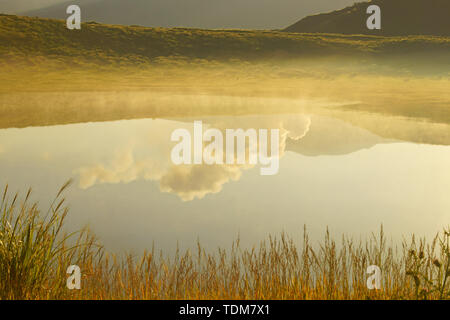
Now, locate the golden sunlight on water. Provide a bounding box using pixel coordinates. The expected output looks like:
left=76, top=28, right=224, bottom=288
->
left=0, top=94, right=449, bottom=253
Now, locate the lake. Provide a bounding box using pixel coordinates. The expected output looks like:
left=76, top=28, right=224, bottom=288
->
left=0, top=92, right=449, bottom=254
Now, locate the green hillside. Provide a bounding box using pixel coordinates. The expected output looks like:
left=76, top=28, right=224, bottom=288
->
left=0, top=13, right=449, bottom=96
left=1, top=13, right=450, bottom=68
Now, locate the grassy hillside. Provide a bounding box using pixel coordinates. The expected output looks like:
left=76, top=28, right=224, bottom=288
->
left=285, top=0, right=450, bottom=36
left=1, top=13, right=450, bottom=69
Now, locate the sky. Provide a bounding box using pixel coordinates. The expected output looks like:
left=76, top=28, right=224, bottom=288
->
left=0, top=0, right=65, bottom=12
left=0, top=0, right=358, bottom=29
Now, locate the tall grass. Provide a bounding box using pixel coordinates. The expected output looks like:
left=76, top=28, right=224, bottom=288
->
left=0, top=181, right=101, bottom=299
left=0, top=183, right=449, bottom=300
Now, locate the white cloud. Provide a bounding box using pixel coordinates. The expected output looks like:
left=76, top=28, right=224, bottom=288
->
left=76, top=115, right=311, bottom=201
left=77, top=146, right=166, bottom=189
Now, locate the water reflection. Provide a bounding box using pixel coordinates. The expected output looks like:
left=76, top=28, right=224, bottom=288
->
left=77, top=114, right=312, bottom=201
left=0, top=98, right=449, bottom=253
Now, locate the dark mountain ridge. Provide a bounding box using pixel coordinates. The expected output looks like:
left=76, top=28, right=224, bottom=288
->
left=285, top=0, right=450, bottom=36
left=21, top=0, right=355, bottom=30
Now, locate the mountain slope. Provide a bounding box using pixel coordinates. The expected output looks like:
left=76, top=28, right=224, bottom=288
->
left=1, top=14, right=450, bottom=71
left=22, top=0, right=356, bottom=30
left=286, top=115, right=389, bottom=157
left=3, top=13, right=450, bottom=66
left=285, top=0, right=450, bottom=36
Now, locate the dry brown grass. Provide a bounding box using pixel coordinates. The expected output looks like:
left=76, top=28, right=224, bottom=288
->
left=1, top=183, right=449, bottom=300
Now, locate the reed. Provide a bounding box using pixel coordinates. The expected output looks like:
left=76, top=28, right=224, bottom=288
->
left=0, top=181, right=101, bottom=299
left=1, top=183, right=449, bottom=300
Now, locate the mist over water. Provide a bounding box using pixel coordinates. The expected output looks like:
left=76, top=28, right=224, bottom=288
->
left=0, top=87, right=449, bottom=254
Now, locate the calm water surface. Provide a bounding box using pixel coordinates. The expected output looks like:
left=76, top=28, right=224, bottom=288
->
left=0, top=99, right=449, bottom=253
